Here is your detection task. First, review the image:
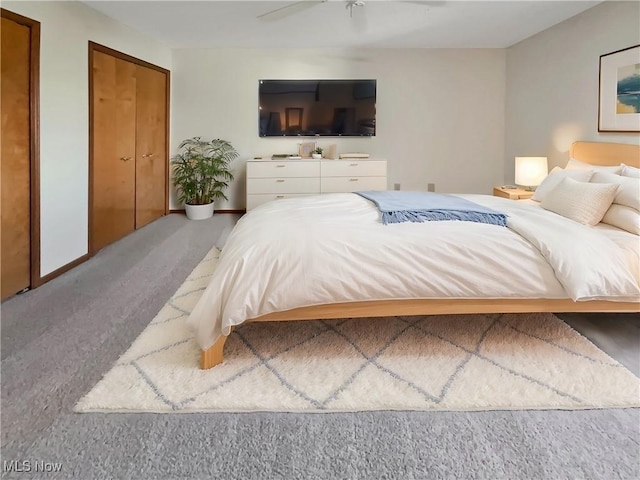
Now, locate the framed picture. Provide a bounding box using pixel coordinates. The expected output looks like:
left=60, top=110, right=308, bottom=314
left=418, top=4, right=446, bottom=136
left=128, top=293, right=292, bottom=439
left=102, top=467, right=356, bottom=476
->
left=598, top=44, right=640, bottom=132
left=298, top=141, right=315, bottom=158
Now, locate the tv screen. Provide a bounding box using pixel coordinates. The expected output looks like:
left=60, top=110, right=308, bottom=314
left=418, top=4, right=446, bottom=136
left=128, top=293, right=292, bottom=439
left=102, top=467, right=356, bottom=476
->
left=259, top=80, right=376, bottom=137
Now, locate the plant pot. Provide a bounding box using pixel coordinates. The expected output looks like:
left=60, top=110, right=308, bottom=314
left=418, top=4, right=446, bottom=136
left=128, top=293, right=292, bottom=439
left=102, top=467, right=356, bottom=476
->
left=312, top=153, right=322, bottom=159
left=185, top=202, right=215, bottom=220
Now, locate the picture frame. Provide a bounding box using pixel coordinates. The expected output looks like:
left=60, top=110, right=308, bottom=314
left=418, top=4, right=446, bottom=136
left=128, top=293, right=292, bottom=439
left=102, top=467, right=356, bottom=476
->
left=598, top=44, right=640, bottom=132
left=298, top=141, right=315, bottom=158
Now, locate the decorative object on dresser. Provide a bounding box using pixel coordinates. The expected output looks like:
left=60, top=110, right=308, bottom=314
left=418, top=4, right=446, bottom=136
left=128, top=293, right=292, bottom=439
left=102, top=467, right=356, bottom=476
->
left=326, top=144, right=338, bottom=159
left=493, top=186, right=534, bottom=200
left=598, top=44, right=640, bottom=132
left=514, top=156, right=548, bottom=190
left=171, top=137, right=238, bottom=220
left=298, top=141, right=315, bottom=158
left=312, top=147, right=323, bottom=159
left=246, top=158, right=387, bottom=210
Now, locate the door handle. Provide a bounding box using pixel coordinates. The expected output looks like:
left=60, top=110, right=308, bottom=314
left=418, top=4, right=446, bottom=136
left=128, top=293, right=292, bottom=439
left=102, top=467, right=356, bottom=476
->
left=142, top=153, right=155, bottom=158
left=120, top=156, right=132, bottom=162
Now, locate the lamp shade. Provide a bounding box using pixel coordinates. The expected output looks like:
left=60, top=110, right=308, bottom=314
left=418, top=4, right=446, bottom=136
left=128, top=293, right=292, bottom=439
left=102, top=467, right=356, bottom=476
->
left=515, top=157, right=548, bottom=187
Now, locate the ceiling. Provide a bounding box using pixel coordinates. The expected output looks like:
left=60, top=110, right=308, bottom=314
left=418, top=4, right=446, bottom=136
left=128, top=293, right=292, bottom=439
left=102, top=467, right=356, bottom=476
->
left=84, top=1, right=602, bottom=49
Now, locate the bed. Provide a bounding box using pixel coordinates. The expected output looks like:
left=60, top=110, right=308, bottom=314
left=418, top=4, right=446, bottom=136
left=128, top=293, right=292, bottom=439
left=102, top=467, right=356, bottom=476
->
left=191, top=141, right=640, bottom=369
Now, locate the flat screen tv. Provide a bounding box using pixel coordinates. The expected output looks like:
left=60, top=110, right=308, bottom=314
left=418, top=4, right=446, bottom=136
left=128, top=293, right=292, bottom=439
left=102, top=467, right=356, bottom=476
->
left=259, top=79, right=376, bottom=137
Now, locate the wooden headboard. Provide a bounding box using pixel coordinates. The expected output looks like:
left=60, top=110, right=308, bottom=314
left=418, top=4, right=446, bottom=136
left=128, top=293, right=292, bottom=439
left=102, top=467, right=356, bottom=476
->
left=570, top=141, right=640, bottom=168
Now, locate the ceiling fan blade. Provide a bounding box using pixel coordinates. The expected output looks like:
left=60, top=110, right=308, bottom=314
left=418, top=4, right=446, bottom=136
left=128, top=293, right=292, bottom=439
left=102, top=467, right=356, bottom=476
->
left=258, top=1, right=327, bottom=22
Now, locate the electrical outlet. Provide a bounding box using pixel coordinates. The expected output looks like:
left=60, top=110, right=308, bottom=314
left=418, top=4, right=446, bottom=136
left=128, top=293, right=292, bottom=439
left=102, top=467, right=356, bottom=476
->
left=427, top=183, right=435, bottom=192
left=394, top=183, right=401, bottom=191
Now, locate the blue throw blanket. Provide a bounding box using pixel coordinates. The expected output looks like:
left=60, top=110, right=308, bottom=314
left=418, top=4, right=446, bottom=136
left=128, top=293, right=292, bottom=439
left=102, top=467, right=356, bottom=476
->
left=355, top=191, right=508, bottom=226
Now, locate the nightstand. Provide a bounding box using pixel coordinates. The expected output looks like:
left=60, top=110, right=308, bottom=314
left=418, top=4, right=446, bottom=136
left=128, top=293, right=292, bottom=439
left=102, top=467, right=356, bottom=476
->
left=493, top=186, right=534, bottom=200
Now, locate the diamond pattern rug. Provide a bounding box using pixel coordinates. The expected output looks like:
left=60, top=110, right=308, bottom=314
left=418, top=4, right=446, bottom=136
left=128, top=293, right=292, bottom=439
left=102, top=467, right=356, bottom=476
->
left=75, top=247, right=640, bottom=413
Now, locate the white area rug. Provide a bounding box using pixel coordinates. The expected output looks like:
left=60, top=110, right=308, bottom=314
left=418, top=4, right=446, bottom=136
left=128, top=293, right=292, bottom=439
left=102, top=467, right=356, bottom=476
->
left=75, top=247, right=640, bottom=413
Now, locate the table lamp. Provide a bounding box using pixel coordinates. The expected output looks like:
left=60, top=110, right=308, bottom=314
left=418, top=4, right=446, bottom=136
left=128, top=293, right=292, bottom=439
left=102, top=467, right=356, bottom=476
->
left=515, top=157, right=548, bottom=190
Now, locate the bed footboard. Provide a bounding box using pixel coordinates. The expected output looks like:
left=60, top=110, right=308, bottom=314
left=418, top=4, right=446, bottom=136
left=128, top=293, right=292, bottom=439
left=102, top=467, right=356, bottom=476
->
left=201, top=335, right=228, bottom=369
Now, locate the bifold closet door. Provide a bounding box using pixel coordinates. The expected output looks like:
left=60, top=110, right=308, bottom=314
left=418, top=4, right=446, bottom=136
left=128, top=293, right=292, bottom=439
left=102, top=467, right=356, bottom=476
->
left=135, top=65, right=166, bottom=229
left=91, top=51, right=137, bottom=253
left=1, top=15, right=31, bottom=300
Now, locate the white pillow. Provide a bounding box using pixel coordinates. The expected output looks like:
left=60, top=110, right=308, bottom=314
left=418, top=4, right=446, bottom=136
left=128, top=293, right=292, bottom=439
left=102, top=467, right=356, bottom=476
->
left=540, top=177, right=619, bottom=226
left=532, top=167, right=594, bottom=202
left=620, top=163, right=640, bottom=178
left=590, top=171, right=640, bottom=209
left=601, top=204, right=640, bottom=235
left=565, top=157, right=622, bottom=174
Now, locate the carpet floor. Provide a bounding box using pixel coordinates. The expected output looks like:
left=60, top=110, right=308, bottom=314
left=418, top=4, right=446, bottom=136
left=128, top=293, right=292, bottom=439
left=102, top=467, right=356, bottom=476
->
left=2, top=213, right=639, bottom=479
left=76, top=247, right=639, bottom=413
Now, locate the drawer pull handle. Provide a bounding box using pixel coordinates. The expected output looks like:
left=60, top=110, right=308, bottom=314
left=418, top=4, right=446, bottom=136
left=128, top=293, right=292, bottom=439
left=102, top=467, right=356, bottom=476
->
left=276, top=164, right=286, bottom=167
left=350, top=178, right=359, bottom=182
left=350, top=163, right=359, bottom=166
left=276, top=179, right=285, bottom=182
left=276, top=195, right=285, bottom=199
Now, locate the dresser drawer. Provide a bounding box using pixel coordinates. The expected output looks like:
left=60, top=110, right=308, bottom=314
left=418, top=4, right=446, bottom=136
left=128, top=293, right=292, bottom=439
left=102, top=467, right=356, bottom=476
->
left=247, top=177, right=320, bottom=194
left=321, top=160, right=387, bottom=177
left=321, top=176, right=387, bottom=193
left=247, top=193, right=313, bottom=210
left=247, top=161, right=320, bottom=178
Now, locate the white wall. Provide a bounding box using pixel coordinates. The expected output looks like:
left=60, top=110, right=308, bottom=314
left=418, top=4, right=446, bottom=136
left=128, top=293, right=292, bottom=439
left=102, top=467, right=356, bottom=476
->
left=171, top=48, right=506, bottom=210
left=505, top=1, right=640, bottom=182
left=3, top=1, right=171, bottom=276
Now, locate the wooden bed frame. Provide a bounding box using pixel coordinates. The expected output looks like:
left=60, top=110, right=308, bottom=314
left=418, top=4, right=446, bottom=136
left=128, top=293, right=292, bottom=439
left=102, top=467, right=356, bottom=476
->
left=202, top=141, right=640, bottom=369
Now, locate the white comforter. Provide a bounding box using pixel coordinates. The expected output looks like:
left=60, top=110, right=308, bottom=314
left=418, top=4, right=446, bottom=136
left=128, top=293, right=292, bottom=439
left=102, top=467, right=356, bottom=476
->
left=187, top=193, right=640, bottom=350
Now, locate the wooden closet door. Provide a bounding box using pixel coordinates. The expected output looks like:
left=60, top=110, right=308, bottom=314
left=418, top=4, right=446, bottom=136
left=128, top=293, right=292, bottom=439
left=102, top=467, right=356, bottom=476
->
left=135, top=65, right=166, bottom=229
left=1, top=16, right=31, bottom=300
left=91, top=51, right=137, bottom=252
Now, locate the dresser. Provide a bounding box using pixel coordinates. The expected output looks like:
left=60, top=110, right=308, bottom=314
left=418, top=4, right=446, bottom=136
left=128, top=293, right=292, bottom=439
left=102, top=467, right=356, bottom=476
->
left=246, top=158, right=387, bottom=210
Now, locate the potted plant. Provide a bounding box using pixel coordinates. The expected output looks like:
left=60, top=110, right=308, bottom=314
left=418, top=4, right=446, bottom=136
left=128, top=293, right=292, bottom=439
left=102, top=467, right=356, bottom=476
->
left=312, top=147, right=323, bottom=159
left=171, top=137, right=238, bottom=220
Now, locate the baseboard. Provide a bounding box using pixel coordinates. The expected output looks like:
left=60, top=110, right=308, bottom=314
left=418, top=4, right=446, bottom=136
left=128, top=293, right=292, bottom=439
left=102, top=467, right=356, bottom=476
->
left=216, top=209, right=246, bottom=214
left=38, top=253, right=91, bottom=285
left=169, top=209, right=246, bottom=215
